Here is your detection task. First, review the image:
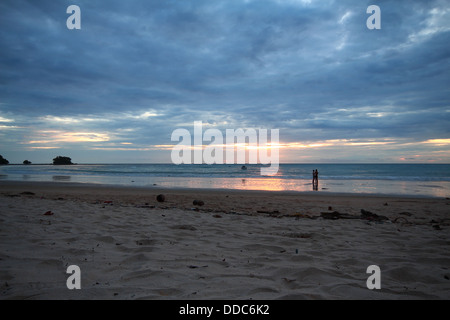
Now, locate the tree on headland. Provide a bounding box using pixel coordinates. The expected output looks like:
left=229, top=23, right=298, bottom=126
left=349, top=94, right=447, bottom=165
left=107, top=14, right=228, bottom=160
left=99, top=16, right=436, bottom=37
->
left=0, top=155, right=9, bottom=165
left=23, top=160, right=32, bottom=165
left=53, top=156, right=73, bottom=165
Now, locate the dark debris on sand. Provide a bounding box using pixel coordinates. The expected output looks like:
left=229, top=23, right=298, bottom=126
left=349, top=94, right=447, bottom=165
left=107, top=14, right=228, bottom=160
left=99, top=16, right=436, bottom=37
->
left=319, top=209, right=389, bottom=223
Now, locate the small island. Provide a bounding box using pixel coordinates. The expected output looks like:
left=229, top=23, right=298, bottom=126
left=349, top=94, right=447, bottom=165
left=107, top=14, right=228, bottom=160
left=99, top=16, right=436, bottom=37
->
left=0, top=155, right=9, bottom=165
left=53, top=156, right=74, bottom=165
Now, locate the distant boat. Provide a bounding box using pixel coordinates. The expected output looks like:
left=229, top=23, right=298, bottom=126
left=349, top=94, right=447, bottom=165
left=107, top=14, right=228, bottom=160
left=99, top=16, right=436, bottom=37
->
left=241, top=165, right=247, bottom=170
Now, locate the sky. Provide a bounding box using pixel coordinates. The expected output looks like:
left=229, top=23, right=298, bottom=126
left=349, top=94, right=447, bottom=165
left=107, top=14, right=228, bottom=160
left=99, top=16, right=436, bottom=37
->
left=0, top=0, right=450, bottom=164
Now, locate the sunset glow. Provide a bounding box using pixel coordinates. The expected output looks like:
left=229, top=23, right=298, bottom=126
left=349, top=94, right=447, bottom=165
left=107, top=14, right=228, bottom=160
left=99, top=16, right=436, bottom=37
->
left=0, top=1, right=448, bottom=164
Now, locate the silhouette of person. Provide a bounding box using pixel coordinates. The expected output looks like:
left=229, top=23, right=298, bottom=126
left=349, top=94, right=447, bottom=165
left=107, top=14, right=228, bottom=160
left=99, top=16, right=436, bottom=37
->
left=312, top=169, right=319, bottom=190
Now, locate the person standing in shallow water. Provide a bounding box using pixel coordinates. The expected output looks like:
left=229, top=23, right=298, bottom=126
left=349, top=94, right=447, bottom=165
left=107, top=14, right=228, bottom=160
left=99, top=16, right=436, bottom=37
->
left=312, top=169, right=319, bottom=190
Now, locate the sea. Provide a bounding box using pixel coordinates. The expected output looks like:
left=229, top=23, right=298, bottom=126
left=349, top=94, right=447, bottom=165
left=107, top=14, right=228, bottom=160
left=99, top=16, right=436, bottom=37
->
left=1, top=163, right=450, bottom=198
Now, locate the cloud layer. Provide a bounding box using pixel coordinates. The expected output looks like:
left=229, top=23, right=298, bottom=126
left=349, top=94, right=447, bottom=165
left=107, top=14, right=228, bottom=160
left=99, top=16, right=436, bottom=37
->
left=1, top=0, right=449, bottom=163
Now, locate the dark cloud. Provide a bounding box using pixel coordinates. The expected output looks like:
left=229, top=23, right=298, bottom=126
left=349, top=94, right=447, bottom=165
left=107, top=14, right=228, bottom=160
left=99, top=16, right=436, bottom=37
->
left=0, top=0, right=449, bottom=163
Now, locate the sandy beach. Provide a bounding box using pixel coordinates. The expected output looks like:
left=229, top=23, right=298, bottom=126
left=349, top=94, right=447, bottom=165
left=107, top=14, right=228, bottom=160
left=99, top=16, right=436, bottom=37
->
left=0, top=181, right=449, bottom=300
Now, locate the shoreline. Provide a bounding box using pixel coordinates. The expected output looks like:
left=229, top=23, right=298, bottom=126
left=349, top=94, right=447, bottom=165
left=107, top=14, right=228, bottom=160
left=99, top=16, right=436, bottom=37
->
left=1, top=180, right=449, bottom=299
left=2, top=163, right=450, bottom=198
left=0, top=179, right=447, bottom=200
left=1, top=180, right=449, bottom=221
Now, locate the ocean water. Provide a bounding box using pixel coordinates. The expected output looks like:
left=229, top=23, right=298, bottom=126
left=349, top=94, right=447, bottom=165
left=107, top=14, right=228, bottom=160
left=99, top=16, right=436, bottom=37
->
left=1, top=163, right=450, bottom=198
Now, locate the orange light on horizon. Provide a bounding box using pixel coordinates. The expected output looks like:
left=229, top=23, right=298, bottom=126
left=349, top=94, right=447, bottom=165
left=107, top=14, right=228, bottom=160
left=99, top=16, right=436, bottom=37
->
left=28, top=146, right=60, bottom=150
left=153, top=139, right=397, bottom=152
left=24, top=130, right=112, bottom=150
left=26, top=131, right=110, bottom=144
left=422, top=139, right=450, bottom=146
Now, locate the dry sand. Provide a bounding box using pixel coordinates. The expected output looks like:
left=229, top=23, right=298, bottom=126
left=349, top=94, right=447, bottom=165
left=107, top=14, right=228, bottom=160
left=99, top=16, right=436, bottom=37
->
left=0, top=181, right=449, bottom=300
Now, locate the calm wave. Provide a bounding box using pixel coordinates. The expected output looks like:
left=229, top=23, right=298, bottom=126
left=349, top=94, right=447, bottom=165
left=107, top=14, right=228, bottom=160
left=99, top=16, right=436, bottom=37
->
left=1, top=164, right=450, bottom=197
